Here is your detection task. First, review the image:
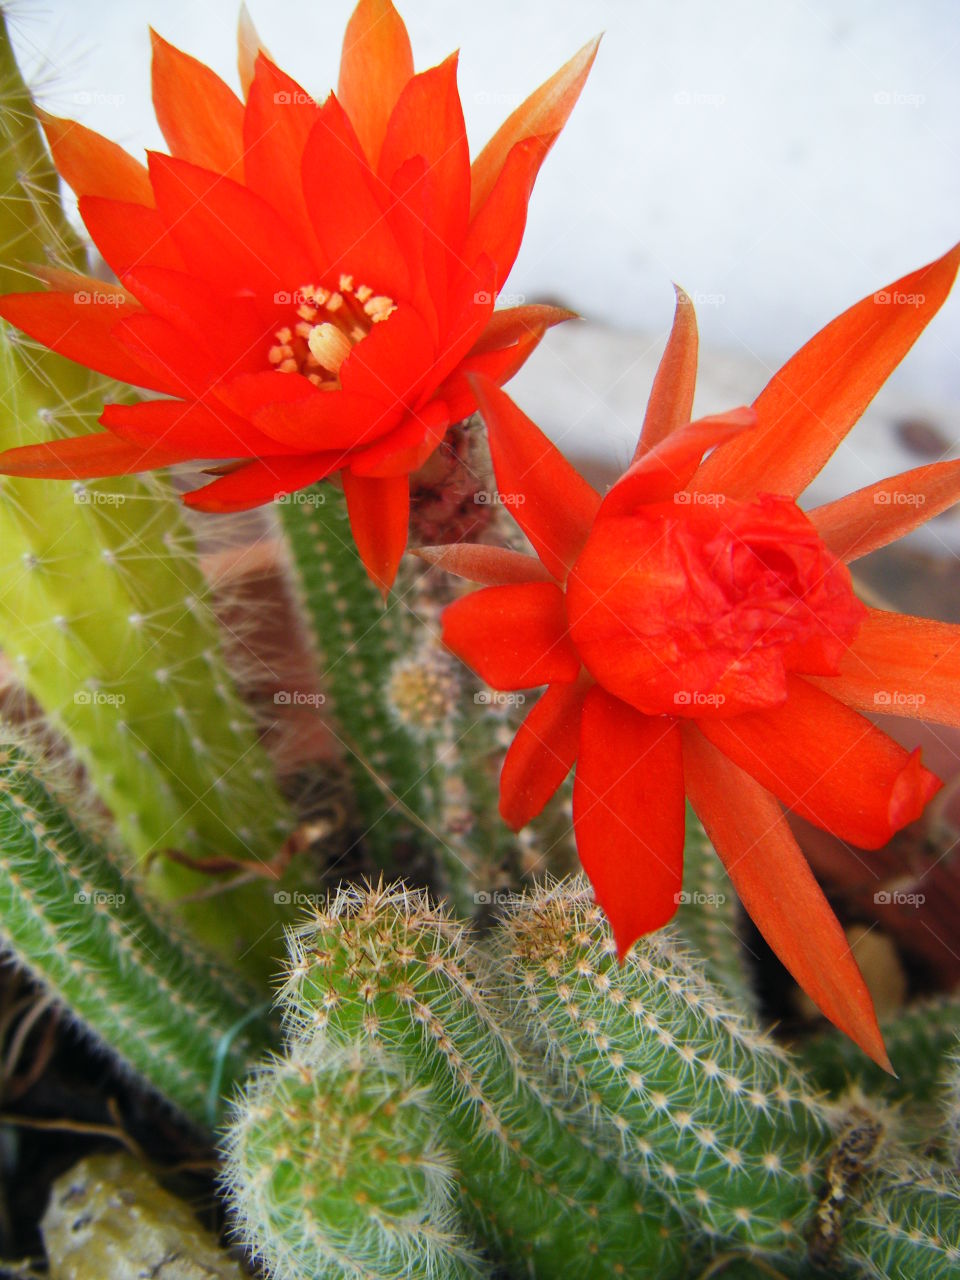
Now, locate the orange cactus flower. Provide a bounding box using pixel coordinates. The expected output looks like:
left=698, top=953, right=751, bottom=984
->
left=424, top=244, right=960, bottom=1067
left=0, top=1, right=597, bottom=592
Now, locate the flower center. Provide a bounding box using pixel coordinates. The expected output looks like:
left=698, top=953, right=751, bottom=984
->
left=565, top=494, right=867, bottom=718
left=267, top=275, right=396, bottom=388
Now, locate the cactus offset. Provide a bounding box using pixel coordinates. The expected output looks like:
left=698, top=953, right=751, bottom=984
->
left=224, top=1036, right=484, bottom=1280
left=492, top=877, right=832, bottom=1255
left=276, top=881, right=691, bottom=1279
left=0, top=735, right=274, bottom=1126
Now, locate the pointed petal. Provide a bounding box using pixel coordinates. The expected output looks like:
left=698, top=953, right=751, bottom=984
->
left=338, top=0, right=414, bottom=167
left=464, top=134, right=553, bottom=292
left=695, top=243, right=960, bottom=500
left=183, top=451, right=341, bottom=512
left=810, top=458, right=960, bottom=561
left=501, top=681, right=586, bottom=829
left=100, top=398, right=299, bottom=459
left=470, top=36, right=599, bottom=218
left=634, top=285, right=698, bottom=458
left=573, top=688, right=685, bottom=956
left=413, top=543, right=553, bottom=585
left=811, top=607, right=960, bottom=729
left=342, top=470, right=410, bottom=595
left=78, top=195, right=185, bottom=276
left=150, top=29, right=245, bottom=179
left=148, top=153, right=314, bottom=296
left=378, top=54, right=470, bottom=253
left=599, top=406, right=755, bottom=518
left=0, top=432, right=185, bottom=478
left=243, top=55, right=320, bottom=252
left=682, top=724, right=889, bottom=1069
left=471, top=375, right=600, bottom=580
left=436, top=325, right=552, bottom=423
left=442, top=582, right=581, bottom=689
left=0, top=289, right=180, bottom=394
left=697, top=675, right=941, bottom=849
left=40, top=111, right=153, bottom=205
left=469, top=304, right=577, bottom=355
left=301, top=96, right=409, bottom=300
left=238, top=3, right=270, bottom=98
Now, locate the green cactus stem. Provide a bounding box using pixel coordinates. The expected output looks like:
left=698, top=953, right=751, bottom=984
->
left=837, top=1157, right=960, bottom=1279
left=277, top=881, right=692, bottom=1279
left=0, top=736, right=274, bottom=1126
left=223, top=1036, right=484, bottom=1280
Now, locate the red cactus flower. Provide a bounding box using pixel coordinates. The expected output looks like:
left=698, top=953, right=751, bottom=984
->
left=423, top=244, right=960, bottom=1066
left=0, top=0, right=597, bottom=592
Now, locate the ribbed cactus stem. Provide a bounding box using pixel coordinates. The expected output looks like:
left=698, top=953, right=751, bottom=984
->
left=0, top=736, right=274, bottom=1126
left=223, top=1036, right=484, bottom=1280
left=278, top=881, right=691, bottom=1279
left=838, top=1158, right=960, bottom=1279
left=492, top=877, right=833, bottom=1255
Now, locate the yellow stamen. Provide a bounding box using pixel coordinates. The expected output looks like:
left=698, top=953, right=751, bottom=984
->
left=307, top=322, right=353, bottom=374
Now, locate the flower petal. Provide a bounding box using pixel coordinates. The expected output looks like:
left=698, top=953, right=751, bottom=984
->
left=436, top=325, right=552, bottom=423
left=100, top=398, right=299, bottom=459
left=250, top=385, right=399, bottom=451
left=342, top=470, right=410, bottom=595
left=682, top=724, right=889, bottom=1070
left=183, top=452, right=342, bottom=512
left=573, top=688, right=685, bottom=956
left=378, top=54, right=470, bottom=254
left=0, top=290, right=181, bottom=394
left=347, top=399, right=449, bottom=477
left=469, top=304, right=576, bottom=355
left=501, top=681, right=587, bottom=829
left=811, top=607, right=960, bottom=729
left=694, top=243, right=960, bottom=500
left=634, top=285, right=698, bottom=458
left=463, top=134, right=553, bottom=292
left=0, top=432, right=186, bottom=478
left=150, top=29, right=245, bottom=179
left=340, top=304, right=437, bottom=407
left=470, top=35, right=599, bottom=218
left=78, top=196, right=185, bottom=276
left=442, top=582, right=581, bottom=689
left=471, top=375, right=601, bottom=580
left=600, top=407, right=757, bottom=518
left=810, top=458, right=960, bottom=562
left=40, top=111, right=154, bottom=205
left=413, top=544, right=553, bottom=585
left=697, top=675, right=941, bottom=849
left=148, top=153, right=315, bottom=296
left=337, top=0, right=414, bottom=167
left=301, top=96, right=409, bottom=301
left=238, top=3, right=269, bottom=98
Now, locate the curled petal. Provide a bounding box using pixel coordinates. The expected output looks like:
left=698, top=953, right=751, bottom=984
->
left=683, top=724, right=889, bottom=1070
left=501, top=681, right=587, bottom=829
left=634, top=285, right=698, bottom=458
left=442, top=582, right=581, bottom=689
left=573, top=688, right=685, bottom=956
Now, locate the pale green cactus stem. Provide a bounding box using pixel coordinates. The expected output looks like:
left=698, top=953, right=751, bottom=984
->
left=837, top=1157, right=960, bottom=1279
left=491, top=877, right=833, bottom=1257
left=0, top=736, right=275, bottom=1126
left=675, top=807, right=756, bottom=1006
left=277, top=881, right=692, bottom=1279
left=223, top=1035, right=485, bottom=1280
left=0, top=20, right=295, bottom=975
left=42, top=1152, right=247, bottom=1280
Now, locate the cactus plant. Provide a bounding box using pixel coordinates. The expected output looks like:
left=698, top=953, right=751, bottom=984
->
left=275, top=881, right=692, bottom=1279
left=224, top=1036, right=484, bottom=1280
left=0, top=734, right=275, bottom=1126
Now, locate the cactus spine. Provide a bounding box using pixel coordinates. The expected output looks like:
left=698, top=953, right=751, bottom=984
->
left=0, top=736, right=274, bottom=1126
left=276, top=881, right=691, bottom=1279
left=224, top=1037, right=484, bottom=1280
